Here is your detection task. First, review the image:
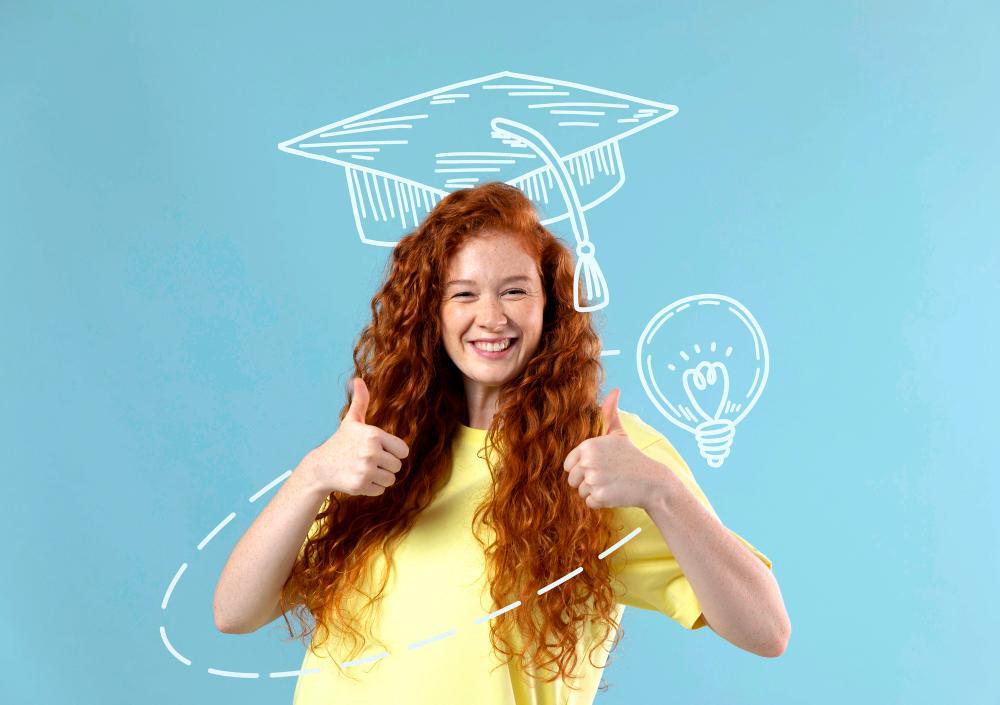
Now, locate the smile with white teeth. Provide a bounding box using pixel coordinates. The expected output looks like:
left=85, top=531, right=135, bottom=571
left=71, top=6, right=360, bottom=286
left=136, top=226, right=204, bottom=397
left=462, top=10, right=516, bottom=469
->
left=473, top=338, right=513, bottom=352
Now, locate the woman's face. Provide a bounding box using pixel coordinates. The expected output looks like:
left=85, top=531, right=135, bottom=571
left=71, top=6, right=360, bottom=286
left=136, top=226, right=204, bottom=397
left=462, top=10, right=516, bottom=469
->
left=439, top=231, right=546, bottom=391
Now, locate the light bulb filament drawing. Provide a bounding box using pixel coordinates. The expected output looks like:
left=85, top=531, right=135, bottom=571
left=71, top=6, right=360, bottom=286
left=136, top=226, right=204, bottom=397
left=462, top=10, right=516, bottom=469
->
left=680, top=360, right=736, bottom=468
left=682, top=361, right=730, bottom=422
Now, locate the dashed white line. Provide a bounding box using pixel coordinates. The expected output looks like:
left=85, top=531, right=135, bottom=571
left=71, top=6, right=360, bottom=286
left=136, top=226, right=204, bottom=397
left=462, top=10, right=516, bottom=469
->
left=598, top=526, right=642, bottom=560
left=270, top=668, right=321, bottom=678
left=197, top=512, right=236, bottom=551
left=159, top=626, right=191, bottom=666
left=161, top=563, right=187, bottom=609
left=537, top=567, right=583, bottom=595
left=162, top=475, right=646, bottom=679
left=408, top=628, right=458, bottom=650
left=341, top=651, right=390, bottom=668
left=474, top=600, right=522, bottom=625
left=207, top=668, right=260, bottom=678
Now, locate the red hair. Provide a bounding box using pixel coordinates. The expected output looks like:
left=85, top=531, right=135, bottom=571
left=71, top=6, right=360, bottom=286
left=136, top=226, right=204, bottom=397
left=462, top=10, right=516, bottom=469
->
left=280, top=182, right=627, bottom=690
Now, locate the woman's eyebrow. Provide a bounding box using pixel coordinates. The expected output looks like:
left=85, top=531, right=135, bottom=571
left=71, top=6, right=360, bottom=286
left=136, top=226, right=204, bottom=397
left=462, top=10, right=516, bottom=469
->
left=445, top=275, right=532, bottom=287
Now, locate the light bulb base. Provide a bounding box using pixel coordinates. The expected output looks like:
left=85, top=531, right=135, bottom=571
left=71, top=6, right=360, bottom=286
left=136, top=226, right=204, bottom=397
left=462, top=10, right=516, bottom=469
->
left=695, top=419, right=736, bottom=468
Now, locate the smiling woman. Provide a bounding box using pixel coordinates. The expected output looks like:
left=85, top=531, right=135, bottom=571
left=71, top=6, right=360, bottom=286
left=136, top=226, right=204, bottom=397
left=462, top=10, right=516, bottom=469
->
left=440, top=232, right=546, bottom=429
left=241, top=182, right=779, bottom=705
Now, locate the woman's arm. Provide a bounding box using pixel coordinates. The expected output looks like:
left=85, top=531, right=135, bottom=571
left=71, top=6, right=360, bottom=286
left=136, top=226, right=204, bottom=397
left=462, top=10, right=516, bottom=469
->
left=212, top=454, right=328, bottom=634
left=643, top=468, right=791, bottom=657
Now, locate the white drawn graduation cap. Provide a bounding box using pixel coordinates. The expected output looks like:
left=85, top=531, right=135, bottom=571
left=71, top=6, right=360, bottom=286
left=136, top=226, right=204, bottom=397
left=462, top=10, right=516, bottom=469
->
left=278, top=70, right=677, bottom=312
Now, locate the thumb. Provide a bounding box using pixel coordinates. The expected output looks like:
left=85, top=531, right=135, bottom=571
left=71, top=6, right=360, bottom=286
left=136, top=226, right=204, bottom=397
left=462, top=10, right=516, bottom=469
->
left=600, top=388, right=626, bottom=436
left=345, top=377, right=370, bottom=424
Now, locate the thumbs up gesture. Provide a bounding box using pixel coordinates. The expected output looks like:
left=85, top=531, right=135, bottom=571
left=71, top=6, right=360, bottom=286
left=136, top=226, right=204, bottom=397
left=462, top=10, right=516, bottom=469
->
left=304, top=377, right=410, bottom=497
left=562, top=388, right=667, bottom=511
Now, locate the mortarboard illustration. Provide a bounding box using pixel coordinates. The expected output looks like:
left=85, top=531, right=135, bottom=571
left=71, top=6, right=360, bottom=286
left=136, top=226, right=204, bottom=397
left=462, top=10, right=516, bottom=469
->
left=278, top=70, right=678, bottom=312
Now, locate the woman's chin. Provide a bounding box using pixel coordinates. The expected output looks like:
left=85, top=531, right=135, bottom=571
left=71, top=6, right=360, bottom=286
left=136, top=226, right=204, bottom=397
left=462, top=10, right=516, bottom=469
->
left=463, top=363, right=523, bottom=387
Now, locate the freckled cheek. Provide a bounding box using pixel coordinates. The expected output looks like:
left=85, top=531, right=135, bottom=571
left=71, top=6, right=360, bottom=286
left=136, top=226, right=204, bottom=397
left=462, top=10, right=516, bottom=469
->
left=439, top=307, right=463, bottom=333
left=441, top=312, right=473, bottom=352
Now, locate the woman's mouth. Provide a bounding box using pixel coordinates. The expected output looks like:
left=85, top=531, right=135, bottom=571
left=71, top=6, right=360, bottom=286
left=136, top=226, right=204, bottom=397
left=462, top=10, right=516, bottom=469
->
left=469, top=337, right=518, bottom=359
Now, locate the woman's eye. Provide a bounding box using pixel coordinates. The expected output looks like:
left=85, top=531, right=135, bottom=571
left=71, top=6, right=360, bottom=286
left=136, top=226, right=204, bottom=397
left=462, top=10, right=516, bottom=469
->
left=452, top=289, right=526, bottom=299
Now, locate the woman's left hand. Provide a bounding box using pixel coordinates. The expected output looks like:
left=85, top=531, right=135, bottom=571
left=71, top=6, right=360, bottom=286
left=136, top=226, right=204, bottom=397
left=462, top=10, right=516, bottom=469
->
left=563, top=388, right=669, bottom=511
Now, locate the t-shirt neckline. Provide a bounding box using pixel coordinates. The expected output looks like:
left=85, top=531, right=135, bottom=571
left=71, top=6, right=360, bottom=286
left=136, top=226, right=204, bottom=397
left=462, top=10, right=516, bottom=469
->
left=456, top=423, right=488, bottom=442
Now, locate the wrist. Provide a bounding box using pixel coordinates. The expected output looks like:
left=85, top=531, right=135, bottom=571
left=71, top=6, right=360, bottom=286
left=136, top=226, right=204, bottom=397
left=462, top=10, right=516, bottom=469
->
left=291, top=452, right=328, bottom=501
left=641, top=460, right=684, bottom=515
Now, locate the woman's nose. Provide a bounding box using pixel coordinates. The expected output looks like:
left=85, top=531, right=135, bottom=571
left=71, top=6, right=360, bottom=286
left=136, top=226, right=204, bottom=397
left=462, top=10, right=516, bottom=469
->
left=476, top=296, right=508, bottom=328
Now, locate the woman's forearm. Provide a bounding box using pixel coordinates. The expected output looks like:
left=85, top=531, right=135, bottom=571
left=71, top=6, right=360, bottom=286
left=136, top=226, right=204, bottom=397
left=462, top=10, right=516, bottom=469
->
left=643, top=466, right=791, bottom=657
left=212, top=456, right=328, bottom=634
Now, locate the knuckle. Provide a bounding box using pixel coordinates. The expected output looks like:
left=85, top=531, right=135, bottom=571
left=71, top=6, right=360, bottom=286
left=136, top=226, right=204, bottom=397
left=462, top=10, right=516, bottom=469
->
left=349, top=480, right=367, bottom=495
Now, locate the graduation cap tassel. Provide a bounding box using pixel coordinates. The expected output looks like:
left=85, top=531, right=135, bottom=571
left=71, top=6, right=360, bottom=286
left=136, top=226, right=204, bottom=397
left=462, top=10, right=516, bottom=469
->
left=491, top=118, right=611, bottom=313
left=574, top=241, right=609, bottom=313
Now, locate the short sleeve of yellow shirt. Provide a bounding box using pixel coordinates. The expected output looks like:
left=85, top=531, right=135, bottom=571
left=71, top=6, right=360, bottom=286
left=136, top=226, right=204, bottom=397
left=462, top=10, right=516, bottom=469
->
left=289, top=409, right=772, bottom=705
left=603, top=411, right=773, bottom=631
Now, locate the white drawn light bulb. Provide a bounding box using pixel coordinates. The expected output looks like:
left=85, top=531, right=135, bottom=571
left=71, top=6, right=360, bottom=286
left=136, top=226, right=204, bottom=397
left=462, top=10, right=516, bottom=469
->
left=636, top=294, right=769, bottom=468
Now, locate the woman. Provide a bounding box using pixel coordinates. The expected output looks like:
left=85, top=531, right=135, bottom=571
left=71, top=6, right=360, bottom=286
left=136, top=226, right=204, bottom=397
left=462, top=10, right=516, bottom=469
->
left=213, top=182, right=790, bottom=704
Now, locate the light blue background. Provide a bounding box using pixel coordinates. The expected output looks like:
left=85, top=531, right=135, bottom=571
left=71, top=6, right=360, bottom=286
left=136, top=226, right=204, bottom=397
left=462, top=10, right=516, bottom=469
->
left=3, top=1, right=998, bottom=703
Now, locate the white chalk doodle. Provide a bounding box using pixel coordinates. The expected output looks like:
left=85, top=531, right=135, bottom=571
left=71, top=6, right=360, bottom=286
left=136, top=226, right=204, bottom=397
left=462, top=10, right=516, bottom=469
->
left=636, top=294, right=769, bottom=467
left=158, top=71, right=690, bottom=683
left=158, top=470, right=642, bottom=678
left=278, top=69, right=678, bottom=312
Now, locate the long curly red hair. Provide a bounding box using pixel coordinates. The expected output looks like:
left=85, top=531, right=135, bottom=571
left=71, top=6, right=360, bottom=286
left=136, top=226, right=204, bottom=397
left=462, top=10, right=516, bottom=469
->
left=279, top=181, right=628, bottom=690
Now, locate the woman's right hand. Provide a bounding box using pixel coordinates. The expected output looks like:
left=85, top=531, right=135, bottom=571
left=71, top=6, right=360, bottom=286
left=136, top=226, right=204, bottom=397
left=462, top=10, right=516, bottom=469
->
left=303, top=378, right=409, bottom=497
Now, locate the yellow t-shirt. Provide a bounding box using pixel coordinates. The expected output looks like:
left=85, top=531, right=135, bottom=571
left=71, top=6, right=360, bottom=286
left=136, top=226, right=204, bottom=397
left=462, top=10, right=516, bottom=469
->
left=291, top=410, right=772, bottom=705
